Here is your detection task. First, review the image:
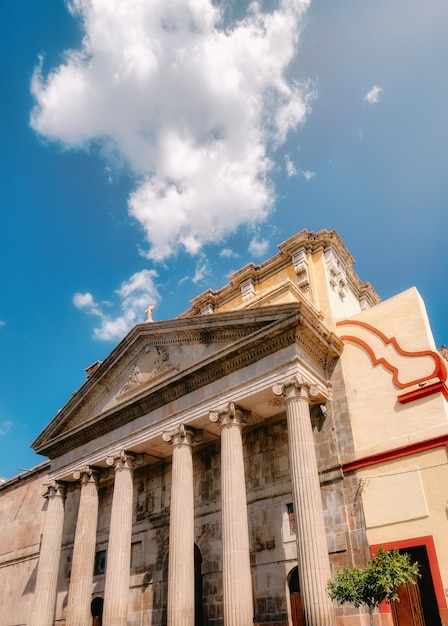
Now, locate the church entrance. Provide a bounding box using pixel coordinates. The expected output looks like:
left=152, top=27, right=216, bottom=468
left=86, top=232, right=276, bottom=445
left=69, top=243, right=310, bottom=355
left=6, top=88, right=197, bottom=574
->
left=391, top=546, right=441, bottom=626
left=195, top=544, right=204, bottom=626
left=288, top=567, right=304, bottom=626
left=91, top=596, right=103, bottom=626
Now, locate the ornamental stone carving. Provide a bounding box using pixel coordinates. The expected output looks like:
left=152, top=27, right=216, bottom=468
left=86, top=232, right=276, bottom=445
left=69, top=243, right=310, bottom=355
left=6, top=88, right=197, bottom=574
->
left=162, top=423, right=203, bottom=446
left=273, top=376, right=324, bottom=404
left=209, top=401, right=251, bottom=427
left=73, top=465, right=108, bottom=483
left=117, top=346, right=178, bottom=397
left=42, top=480, right=68, bottom=500
left=106, top=450, right=144, bottom=470
left=324, top=248, right=347, bottom=298
left=291, top=247, right=310, bottom=290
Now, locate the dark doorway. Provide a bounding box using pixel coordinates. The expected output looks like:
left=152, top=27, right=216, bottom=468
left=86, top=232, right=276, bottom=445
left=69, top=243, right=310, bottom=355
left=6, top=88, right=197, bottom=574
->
left=91, top=596, right=104, bottom=626
left=288, top=567, right=304, bottom=626
left=391, top=546, right=441, bottom=626
left=195, top=544, right=204, bottom=626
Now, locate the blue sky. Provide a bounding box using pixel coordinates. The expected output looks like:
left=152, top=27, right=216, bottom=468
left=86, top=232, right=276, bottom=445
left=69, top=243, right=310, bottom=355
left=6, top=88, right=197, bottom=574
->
left=1, top=0, right=447, bottom=479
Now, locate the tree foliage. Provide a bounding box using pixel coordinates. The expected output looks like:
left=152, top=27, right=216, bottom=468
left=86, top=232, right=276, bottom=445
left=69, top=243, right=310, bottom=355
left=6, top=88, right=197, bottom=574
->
left=327, top=548, right=420, bottom=611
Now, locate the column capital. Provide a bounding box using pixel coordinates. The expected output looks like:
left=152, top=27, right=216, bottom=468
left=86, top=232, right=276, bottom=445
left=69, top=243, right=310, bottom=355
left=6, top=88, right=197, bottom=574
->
left=162, top=423, right=202, bottom=446
left=209, top=402, right=251, bottom=427
left=42, top=480, right=67, bottom=500
left=106, top=450, right=143, bottom=470
left=272, top=376, right=322, bottom=402
left=73, top=465, right=108, bottom=484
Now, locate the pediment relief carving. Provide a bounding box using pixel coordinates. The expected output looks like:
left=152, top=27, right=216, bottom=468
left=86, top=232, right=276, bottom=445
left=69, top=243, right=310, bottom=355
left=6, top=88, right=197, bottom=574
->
left=52, top=336, right=231, bottom=434
left=33, top=303, right=344, bottom=458
left=117, top=346, right=178, bottom=398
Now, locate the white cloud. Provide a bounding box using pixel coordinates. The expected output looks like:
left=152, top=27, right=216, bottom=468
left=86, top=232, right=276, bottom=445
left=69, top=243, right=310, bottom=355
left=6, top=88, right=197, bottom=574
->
left=0, top=320, right=5, bottom=327
left=302, top=169, right=315, bottom=180
left=248, top=236, right=269, bottom=258
left=73, top=269, right=160, bottom=341
left=220, top=248, right=239, bottom=259
left=285, top=156, right=315, bottom=180
left=285, top=155, right=298, bottom=178
left=73, top=292, right=96, bottom=309
left=0, top=421, right=12, bottom=436
left=192, top=256, right=211, bottom=284
left=177, top=275, right=190, bottom=286
left=30, top=0, right=311, bottom=261
left=363, top=85, right=383, bottom=104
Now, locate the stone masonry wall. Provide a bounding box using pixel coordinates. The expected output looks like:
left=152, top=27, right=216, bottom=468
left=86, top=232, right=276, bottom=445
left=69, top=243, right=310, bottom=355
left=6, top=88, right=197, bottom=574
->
left=0, top=463, right=49, bottom=626
left=0, top=387, right=367, bottom=626
left=315, top=359, right=372, bottom=625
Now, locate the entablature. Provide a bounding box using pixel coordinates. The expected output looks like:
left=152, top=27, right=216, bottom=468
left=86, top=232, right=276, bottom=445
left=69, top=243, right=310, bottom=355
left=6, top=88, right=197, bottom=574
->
left=32, top=303, right=342, bottom=461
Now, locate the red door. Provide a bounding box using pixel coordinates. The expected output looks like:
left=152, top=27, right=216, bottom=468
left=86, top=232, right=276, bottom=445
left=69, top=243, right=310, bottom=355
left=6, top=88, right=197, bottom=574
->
left=288, top=568, right=304, bottom=626
left=290, top=592, right=304, bottom=626
left=391, top=580, right=425, bottom=626
left=391, top=545, right=441, bottom=626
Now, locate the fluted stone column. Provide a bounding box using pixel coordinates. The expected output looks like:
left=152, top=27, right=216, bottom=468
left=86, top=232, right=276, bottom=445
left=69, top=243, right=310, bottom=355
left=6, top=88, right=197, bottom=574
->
left=273, top=377, right=335, bottom=626
left=163, top=424, right=201, bottom=626
left=103, top=451, right=142, bottom=626
left=210, top=403, right=253, bottom=626
left=66, top=466, right=101, bottom=626
left=30, top=481, right=67, bottom=626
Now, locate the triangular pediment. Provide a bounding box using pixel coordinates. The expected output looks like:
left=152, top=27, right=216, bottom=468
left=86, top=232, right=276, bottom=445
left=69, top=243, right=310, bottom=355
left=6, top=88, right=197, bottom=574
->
left=32, top=303, right=342, bottom=459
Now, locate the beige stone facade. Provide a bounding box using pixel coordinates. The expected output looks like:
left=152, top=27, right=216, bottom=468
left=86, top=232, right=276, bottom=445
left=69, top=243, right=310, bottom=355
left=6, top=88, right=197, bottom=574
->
left=1, top=229, right=447, bottom=626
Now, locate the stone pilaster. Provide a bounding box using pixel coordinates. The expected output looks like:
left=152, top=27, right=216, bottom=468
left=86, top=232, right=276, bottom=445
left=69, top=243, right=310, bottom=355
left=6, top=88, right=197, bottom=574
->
left=66, top=466, right=102, bottom=626
left=273, top=377, right=335, bottom=626
left=103, top=451, right=142, bottom=626
left=30, top=481, right=67, bottom=626
left=210, top=403, right=253, bottom=626
left=162, top=424, right=202, bottom=626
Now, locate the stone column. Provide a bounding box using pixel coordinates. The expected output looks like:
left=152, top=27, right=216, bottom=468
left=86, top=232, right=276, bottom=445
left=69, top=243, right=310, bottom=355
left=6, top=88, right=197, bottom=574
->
left=66, top=466, right=102, bottom=626
left=162, top=424, right=201, bottom=626
left=103, top=451, right=142, bottom=626
left=30, top=481, right=67, bottom=626
left=273, top=377, right=335, bottom=626
left=210, top=403, right=253, bottom=626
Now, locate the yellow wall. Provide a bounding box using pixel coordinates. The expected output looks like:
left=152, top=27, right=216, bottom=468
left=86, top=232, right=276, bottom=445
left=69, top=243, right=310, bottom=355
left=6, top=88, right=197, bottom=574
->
left=360, top=447, right=448, bottom=588
left=337, top=288, right=448, bottom=457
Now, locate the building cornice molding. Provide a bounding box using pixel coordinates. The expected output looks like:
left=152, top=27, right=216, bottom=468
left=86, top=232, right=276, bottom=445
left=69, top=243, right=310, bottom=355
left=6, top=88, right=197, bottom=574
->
left=181, top=229, right=379, bottom=316
left=342, top=433, right=448, bottom=473
left=33, top=307, right=293, bottom=451
left=33, top=304, right=342, bottom=460
left=0, top=461, right=51, bottom=492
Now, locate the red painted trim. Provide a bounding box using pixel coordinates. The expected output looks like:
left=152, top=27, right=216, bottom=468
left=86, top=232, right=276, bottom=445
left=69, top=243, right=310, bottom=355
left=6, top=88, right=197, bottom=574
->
left=398, top=381, right=448, bottom=404
left=370, top=536, right=447, bottom=610
left=342, top=434, right=448, bottom=473
left=336, top=320, right=447, bottom=386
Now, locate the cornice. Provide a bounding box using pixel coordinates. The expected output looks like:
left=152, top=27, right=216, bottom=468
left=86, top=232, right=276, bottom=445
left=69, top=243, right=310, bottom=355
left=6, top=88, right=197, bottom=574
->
left=296, top=309, right=343, bottom=367
left=279, top=230, right=380, bottom=305
left=33, top=303, right=342, bottom=459
left=342, top=433, right=448, bottom=473
left=32, top=307, right=292, bottom=451
left=181, top=229, right=380, bottom=316
left=0, top=461, right=51, bottom=492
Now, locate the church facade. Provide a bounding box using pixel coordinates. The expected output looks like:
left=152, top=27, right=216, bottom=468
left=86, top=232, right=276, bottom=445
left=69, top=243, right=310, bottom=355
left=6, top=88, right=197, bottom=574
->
left=1, top=229, right=447, bottom=626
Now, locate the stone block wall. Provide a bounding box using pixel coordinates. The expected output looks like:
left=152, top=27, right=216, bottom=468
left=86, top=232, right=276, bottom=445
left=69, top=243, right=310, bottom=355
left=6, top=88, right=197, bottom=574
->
left=0, top=398, right=367, bottom=626
left=54, top=412, right=362, bottom=626
left=0, top=463, right=49, bottom=626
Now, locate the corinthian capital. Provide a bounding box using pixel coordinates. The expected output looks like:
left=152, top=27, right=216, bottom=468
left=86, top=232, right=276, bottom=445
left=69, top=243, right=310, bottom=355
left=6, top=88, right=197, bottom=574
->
left=73, top=465, right=108, bottom=484
left=162, top=423, right=202, bottom=446
left=42, top=481, right=67, bottom=500
left=106, top=450, right=143, bottom=470
left=272, top=376, right=321, bottom=402
left=209, top=402, right=251, bottom=427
